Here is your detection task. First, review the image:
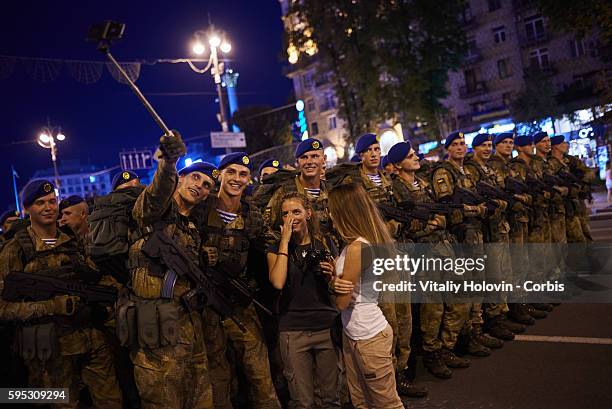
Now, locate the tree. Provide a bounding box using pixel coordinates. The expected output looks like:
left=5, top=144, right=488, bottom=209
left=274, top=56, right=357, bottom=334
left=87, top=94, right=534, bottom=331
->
left=535, top=0, right=612, bottom=45
left=510, top=71, right=562, bottom=134
left=231, top=105, right=293, bottom=154
left=286, top=0, right=467, bottom=144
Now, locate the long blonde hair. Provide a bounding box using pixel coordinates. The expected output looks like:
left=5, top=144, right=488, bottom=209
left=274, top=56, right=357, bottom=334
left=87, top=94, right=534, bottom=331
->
left=328, top=183, right=393, bottom=245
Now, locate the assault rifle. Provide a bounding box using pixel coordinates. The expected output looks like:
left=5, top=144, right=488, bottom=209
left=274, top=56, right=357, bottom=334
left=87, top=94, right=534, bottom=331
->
left=141, top=229, right=271, bottom=332
left=505, top=177, right=531, bottom=196
left=525, top=174, right=555, bottom=195
left=454, top=186, right=499, bottom=214
left=476, top=181, right=520, bottom=211
left=2, top=271, right=117, bottom=304
left=557, top=169, right=593, bottom=201
left=377, top=201, right=463, bottom=224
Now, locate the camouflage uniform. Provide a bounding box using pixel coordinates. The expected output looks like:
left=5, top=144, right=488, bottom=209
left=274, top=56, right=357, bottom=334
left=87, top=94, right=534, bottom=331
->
left=548, top=155, right=587, bottom=243
left=200, top=195, right=280, bottom=409
left=566, top=154, right=594, bottom=241
left=464, top=157, right=510, bottom=319
left=391, top=175, right=467, bottom=354
left=0, top=227, right=122, bottom=409
left=430, top=161, right=484, bottom=328
left=128, top=160, right=213, bottom=409
left=530, top=155, right=565, bottom=281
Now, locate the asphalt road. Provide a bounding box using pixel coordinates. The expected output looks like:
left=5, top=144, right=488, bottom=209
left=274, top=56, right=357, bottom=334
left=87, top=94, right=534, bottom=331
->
left=405, top=193, right=612, bottom=409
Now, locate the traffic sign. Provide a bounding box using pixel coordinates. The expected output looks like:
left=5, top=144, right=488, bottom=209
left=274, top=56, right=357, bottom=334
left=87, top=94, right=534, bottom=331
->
left=120, top=150, right=153, bottom=170
left=210, top=132, right=246, bottom=148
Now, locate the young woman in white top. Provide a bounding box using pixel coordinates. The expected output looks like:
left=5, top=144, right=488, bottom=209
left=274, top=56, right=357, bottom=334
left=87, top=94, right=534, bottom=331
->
left=328, top=183, right=404, bottom=409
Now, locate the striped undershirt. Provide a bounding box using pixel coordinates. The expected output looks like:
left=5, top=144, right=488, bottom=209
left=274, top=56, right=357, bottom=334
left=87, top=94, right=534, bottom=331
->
left=367, top=173, right=382, bottom=187
left=216, top=209, right=238, bottom=224
left=305, top=188, right=321, bottom=198
left=42, top=238, right=57, bottom=246
left=412, top=180, right=420, bottom=188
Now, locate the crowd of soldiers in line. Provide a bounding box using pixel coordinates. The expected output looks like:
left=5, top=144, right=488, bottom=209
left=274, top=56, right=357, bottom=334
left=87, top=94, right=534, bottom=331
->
left=0, top=129, right=595, bottom=409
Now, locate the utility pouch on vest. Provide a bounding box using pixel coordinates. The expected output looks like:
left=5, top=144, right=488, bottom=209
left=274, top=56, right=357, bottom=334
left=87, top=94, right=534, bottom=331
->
left=157, top=302, right=179, bottom=347
left=19, top=326, right=37, bottom=361
left=116, top=298, right=138, bottom=348
left=35, top=323, right=57, bottom=362
left=137, top=302, right=160, bottom=349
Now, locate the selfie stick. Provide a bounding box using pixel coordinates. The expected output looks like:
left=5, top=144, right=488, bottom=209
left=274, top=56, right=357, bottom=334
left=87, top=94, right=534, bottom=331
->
left=92, top=24, right=172, bottom=137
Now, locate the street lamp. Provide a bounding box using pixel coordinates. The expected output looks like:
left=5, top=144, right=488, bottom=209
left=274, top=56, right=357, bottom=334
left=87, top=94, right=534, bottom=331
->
left=37, top=125, right=65, bottom=189
left=188, top=26, right=232, bottom=133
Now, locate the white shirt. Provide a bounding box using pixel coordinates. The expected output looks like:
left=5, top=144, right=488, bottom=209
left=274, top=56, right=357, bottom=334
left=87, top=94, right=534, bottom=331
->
left=335, top=237, right=388, bottom=340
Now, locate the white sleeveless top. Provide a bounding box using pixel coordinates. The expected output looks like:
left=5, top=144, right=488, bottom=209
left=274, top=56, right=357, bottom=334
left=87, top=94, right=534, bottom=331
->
left=335, top=237, right=388, bottom=340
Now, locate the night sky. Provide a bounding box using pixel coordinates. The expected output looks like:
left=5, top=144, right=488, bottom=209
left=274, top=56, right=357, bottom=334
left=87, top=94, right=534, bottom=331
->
left=0, top=0, right=292, bottom=211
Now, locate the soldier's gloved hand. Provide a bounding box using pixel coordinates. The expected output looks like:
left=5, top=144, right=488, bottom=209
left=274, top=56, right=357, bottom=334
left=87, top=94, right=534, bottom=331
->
left=554, top=186, right=569, bottom=196
left=450, top=209, right=463, bottom=225
left=202, top=246, right=218, bottom=267
left=159, top=130, right=186, bottom=162
left=511, top=201, right=525, bottom=212
left=409, top=218, right=423, bottom=232
left=51, top=295, right=79, bottom=316
left=543, top=191, right=551, bottom=200
left=493, top=199, right=508, bottom=212
left=386, top=220, right=401, bottom=238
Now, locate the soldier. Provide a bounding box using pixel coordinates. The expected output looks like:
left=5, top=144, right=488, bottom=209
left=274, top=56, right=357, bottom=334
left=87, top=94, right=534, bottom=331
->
left=430, top=131, right=499, bottom=356
left=381, top=155, right=397, bottom=176
left=465, top=134, right=525, bottom=340
left=258, top=158, right=281, bottom=182
left=111, top=170, right=141, bottom=191
left=0, top=210, right=20, bottom=236
left=264, top=139, right=332, bottom=239
left=126, top=133, right=215, bottom=409
left=388, top=141, right=470, bottom=380
left=199, top=152, right=280, bottom=409
left=59, top=195, right=89, bottom=241
left=530, top=132, right=563, bottom=311
left=0, top=179, right=122, bottom=409
left=548, top=135, right=586, bottom=243
left=510, top=135, right=549, bottom=320
left=489, top=133, right=534, bottom=327
left=565, top=153, right=595, bottom=241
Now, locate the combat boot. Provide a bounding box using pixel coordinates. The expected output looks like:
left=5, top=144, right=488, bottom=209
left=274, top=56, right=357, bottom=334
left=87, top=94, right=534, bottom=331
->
left=472, top=324, right=503, bottom=349
left=440, top=348, right=470, bottom=368
left=499, top=314, right=525, bottom=334
left=531, top=303, right=554, bottom=312
left=396, top=371, right=428, bottom=398
left=423, top=350, right=452, bottom=379
left=508, top=303, right=535, bottom=325
left=484, top=316, right=515, bottom=341
left=527, top=304, right=548, bottom=319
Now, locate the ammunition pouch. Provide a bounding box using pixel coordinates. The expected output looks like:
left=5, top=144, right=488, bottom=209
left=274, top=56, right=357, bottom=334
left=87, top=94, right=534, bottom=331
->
left=16, top=323, right=59, bottom=362
left=115, top=296, right=180, bottom=350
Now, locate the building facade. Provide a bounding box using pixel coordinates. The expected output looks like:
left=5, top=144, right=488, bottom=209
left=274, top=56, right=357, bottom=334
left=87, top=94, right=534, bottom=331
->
left=442, top=0, right=611, bottom=137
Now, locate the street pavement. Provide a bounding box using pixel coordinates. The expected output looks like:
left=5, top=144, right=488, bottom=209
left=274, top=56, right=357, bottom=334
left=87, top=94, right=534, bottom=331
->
left=405, top=189, right=612, bottom=409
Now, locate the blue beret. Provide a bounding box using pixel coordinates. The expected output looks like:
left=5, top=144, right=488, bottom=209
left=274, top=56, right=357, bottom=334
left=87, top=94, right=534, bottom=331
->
left=295, top=138, right=323, bottom=158
left=514, top=134, right=533, bottom=147
left=532, top=131, right=549, bottom=144
left=178, top=161, right=218, bottom=180
left=494, top=132, right=514, bottom=145
left=444, top=131, right=464, bottom=149
left=355, top=133, right=379, bottom=154
left=219, top=152, right=252, bottom=171
left=387, top=142, right=412, bottom=164
left=379, top=156, right=389, bottom=169
left=258, top=159, right=281, bottom=176
left=550, top=135, right=566, bottom=146
left=59, top=195, right=84, bottom=213
left=350, top=154, right=361, bottom=163
left=112, top=171, right=139, bottom=190
left=0, top=210, right=19, bottom=225
left=22, top=180, right=56, bottom=208
left=472, top=133, right=493, bottom=148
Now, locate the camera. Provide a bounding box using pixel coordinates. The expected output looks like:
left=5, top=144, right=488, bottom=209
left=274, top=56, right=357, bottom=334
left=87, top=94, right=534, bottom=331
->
left=87, top=21, right=125, bottom=44
left=302, top=248, right=332, bottom=277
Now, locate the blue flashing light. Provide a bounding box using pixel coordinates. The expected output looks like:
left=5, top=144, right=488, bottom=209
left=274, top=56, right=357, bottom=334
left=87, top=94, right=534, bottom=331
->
left=89, top=176, right=96, bottom=183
